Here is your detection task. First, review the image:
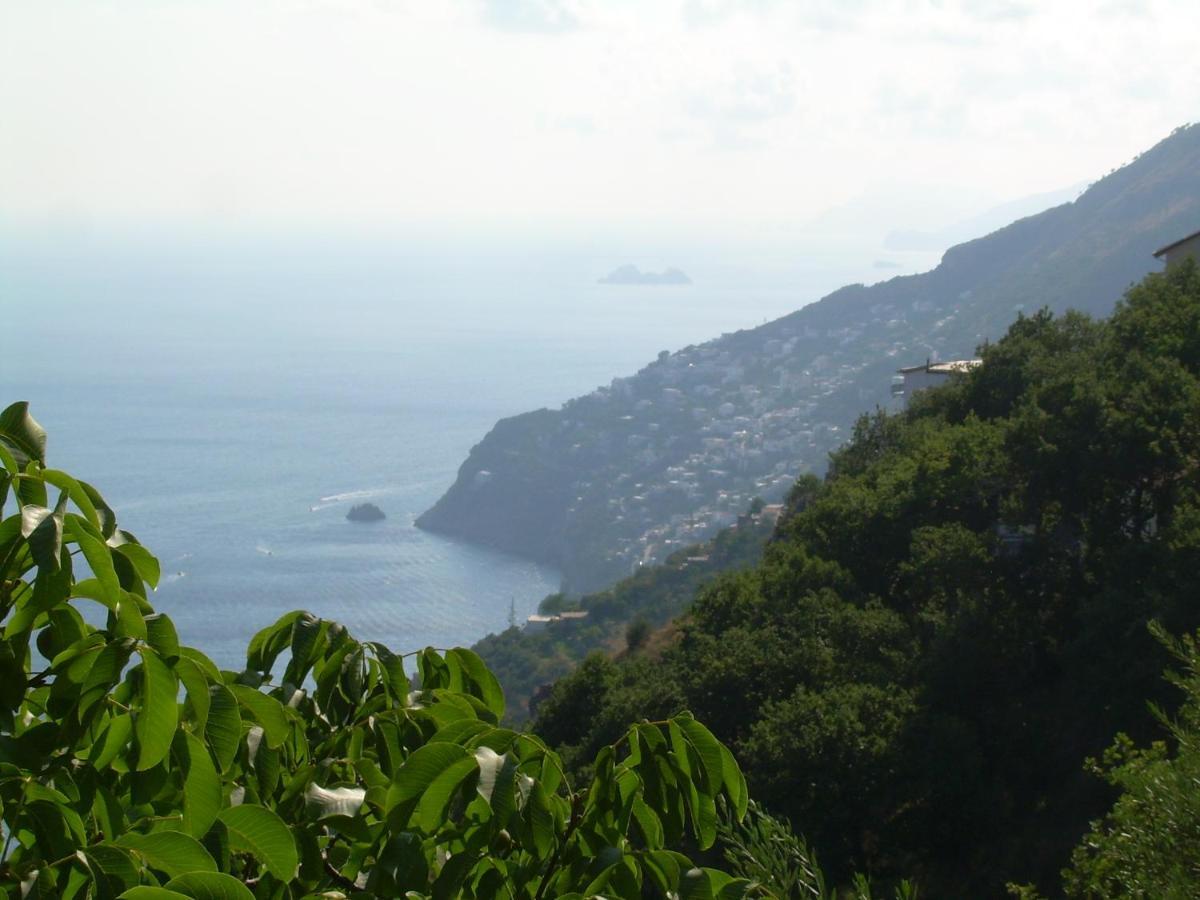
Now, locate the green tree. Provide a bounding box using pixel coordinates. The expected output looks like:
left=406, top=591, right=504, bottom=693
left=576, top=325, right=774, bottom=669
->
left=0, top=402, right=756, bottom=898
left=1062, top=624, right=1200, bottom=898
left=625, top=618, right=651, bottom=652
left=533, top=260, right=1200, bottom=894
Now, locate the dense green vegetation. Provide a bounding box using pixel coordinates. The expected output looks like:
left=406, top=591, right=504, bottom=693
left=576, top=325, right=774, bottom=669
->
left=533, top=260, right=1200, bottom=895
left=1059, top=624, right=1200, bottom=897
left=474, top=514, right=773, bottom=722
left=0, top=403, right=756, bottom=898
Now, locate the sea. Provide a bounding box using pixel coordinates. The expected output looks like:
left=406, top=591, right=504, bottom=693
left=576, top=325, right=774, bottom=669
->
left=2, top=227, right=940, bottom=670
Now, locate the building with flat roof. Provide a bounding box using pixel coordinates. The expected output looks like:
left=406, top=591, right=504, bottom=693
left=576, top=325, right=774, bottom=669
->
left=892, top=359, right=981, bottom=405
left=1154, top=229, right=1200, bottom=269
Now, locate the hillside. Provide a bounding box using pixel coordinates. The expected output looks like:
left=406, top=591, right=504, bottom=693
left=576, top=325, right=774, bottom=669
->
left=473, top=502, right=777, bottom=722
left=417, top=124, right=1200, bottom=594
left=532, top=258, right=1200, bottom=894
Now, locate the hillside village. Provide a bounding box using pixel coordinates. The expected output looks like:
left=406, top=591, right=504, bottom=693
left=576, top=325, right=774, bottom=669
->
left=420, top=281, right=974, bottom=592
left=560, top=332, right=876, bottom=575
left=418, top=125, right=1200, bottom=593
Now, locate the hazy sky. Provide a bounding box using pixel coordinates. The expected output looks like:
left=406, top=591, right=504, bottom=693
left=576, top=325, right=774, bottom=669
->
left=2, top=0, right=1198, bottom=234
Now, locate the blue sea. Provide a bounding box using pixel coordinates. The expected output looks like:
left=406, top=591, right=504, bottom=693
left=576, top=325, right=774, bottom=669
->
left=2, top=227, right=938, bottom=669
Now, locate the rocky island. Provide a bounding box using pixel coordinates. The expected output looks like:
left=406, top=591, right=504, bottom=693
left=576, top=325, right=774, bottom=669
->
left=346, top=502, right=385, bottom=522
left=418, top=126, right=1200, bottom=594
left=599, top=265, right=691, bottom=285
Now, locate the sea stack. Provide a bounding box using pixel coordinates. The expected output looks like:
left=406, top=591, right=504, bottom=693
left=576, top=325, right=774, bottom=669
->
left=346, top=502, right=386, bottom=522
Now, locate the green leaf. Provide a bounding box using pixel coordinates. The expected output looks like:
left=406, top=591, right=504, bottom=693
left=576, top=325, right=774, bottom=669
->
left=163, top=872, right=255, bottom=900
left=447, top=648, right=505, bottom=720
left=678, top=716, right=725, bottom=796
left=694, top=790, right=718, bottom=850
left=21, top=491, right=68, bottom=572
left=369, top=641, right=407, bottom=699
left=114, top=541, right=161, bottom=590
left=113, top=588, right=149, bottom=640
left=0, top=512, right=21, bottom=570
left=84, top=843, right=141, bottom=890
left=631, top=797, right=664, bottom=849
left=416, top=646, right=450, bottom=689
left=135, top=648, right=179, bottom=771
left=415, top=755, right=478, bottom=833
left=217, top=804, right=299, bottom=881
left=119, top=889, right=193, bottom=900
left=24, top=799, right=85, bottom=861
left=718, top=744, right=748, bottom=819
left=0, top=402, right=47, bottom=466
left=176, top=657, right=211, bottom=730
left=144, top=614, right=180, bottom=660
left=117, top=831, right=218, bottom=878
left=79, top=639, right=135, bottom=720
left=178, top=647, right=222, bottom=682
left=386, top=742, right=471, bottom=829
left=245, top=611, right=302, bottom=673
left=41, top=468, right=101, bottom=532
left=71, top=577, right=120, bottom=611
left=69, top=515, right=123, bottom=607
left=524, top=781, right=556, bottom=859
left=173, top=730, right=221, bottom=839
left=78, top=479, right=117, bottom=538
left=680, top=867, right=716, bottom=900
left=643, top=850, right=682, bottom=895
left=229, top=684, right=288, bottom=749
left=716, top=876, right=757, bottom=899
left=89, top=712, right=133, bottom=768
left=92, top=783, right=127, bottom=842
left=284, top=613, right=323, bottom=684
left=204, top=684, right=241, bottom=772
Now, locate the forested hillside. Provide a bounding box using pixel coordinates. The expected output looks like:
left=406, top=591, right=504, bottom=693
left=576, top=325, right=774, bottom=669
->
left=533, top=259, right=1200, bottom=896
left=474, top=509, right=775, bottom=722
left=418, top=125, right=1200, bottom=593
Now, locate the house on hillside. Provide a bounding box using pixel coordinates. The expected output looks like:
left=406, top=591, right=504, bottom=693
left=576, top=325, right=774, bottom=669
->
left=1154, top=229, right=1200, bottom=268
left=524, top=610, right=589, bottom=633
left=892, top=359, right=981, bottom=405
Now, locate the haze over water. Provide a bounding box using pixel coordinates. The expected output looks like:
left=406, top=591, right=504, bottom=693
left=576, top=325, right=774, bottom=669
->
left=3, top=228, right=938, bottom=668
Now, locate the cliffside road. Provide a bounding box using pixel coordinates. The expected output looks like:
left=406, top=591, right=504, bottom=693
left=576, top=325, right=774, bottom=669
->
left=418, top=125, right=1200, bottom=594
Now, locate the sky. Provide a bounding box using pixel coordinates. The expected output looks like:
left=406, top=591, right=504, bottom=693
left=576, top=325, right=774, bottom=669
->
left=2, top=0, right=1198, bottom=237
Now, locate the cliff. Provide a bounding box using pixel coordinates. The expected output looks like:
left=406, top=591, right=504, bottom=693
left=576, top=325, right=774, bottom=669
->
left=418, top=124, right=1200, bottom=593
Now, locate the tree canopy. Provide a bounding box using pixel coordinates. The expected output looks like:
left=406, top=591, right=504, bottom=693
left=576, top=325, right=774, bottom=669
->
left=533, top=260, right=1200, bottom=895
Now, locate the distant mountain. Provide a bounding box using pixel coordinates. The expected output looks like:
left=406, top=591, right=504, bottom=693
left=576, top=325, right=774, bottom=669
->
left=417, top=124, right=1200, bottom=593
left=599, top=265, right=692, bottom=285
left=883, top=182, right=1087, bottom=252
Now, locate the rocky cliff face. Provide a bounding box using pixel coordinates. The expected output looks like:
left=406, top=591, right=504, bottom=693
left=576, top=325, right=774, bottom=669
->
left=418, top=125, right=1200, bottom=594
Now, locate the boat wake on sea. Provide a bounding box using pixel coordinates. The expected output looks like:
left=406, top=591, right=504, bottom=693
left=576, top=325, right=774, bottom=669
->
left=310, top=488, right=388, bottom=512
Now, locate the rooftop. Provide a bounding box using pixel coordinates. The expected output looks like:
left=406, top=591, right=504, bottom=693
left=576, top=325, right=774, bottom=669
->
left=897, top=359, right=981, bottom=375
left=1153, top=228, right=1200, bottom=258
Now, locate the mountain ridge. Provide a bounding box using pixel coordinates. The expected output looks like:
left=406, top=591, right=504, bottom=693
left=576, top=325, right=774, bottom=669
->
left=417, top=123, right=1200, bottom=593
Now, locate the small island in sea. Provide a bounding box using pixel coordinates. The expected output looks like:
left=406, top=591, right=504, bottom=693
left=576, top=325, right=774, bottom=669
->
left=598, top=264, right=692, bottom=286
left=346, top=502, right=386, bottom=522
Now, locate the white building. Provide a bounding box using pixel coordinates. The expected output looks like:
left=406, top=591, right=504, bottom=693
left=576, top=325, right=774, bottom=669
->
left=893, top=359, right=981, bottom=404
left=1154, top=229, right=1200, bottom=269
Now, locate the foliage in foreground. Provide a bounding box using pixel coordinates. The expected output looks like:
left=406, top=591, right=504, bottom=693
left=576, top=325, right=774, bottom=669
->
left=718, top=801, right=918, bottom=900
left=0, top=401, right=756, bottom=898
left=1061, top=624, right=1200, bottom=898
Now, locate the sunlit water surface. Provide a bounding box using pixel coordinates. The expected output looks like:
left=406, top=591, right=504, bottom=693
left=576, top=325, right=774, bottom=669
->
left=2, top=230, right=938, bottom=668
